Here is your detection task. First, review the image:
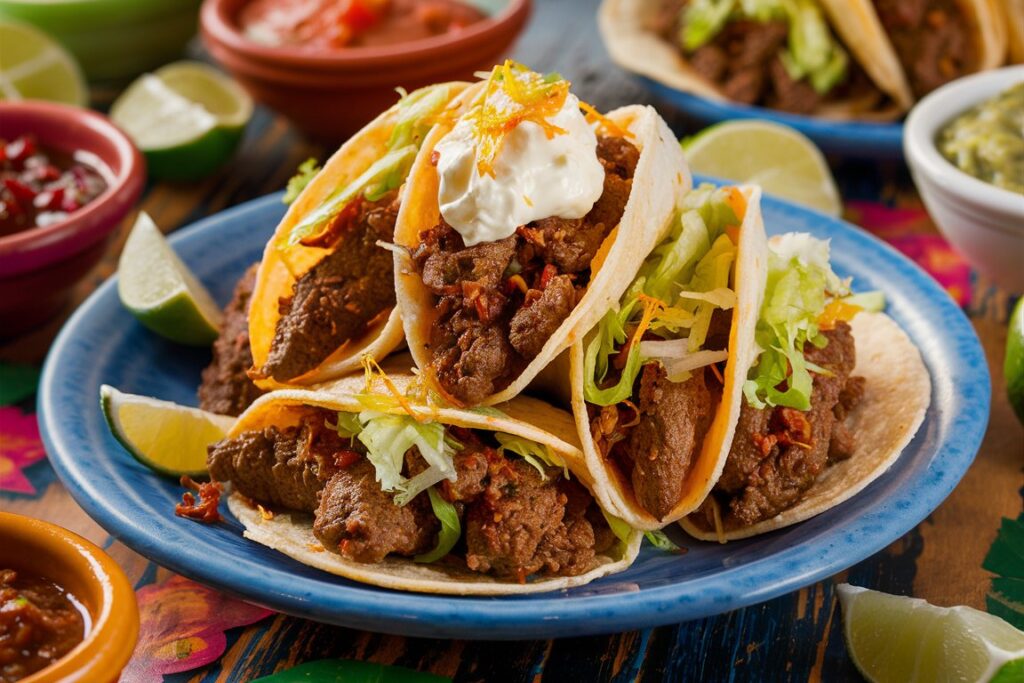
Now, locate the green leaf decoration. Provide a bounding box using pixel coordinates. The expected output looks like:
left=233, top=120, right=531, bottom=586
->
left=0, top=363, right=40, bottom=406
left=985, top=515, right=1024, bottom=629
left=252, top=659, right=450, bottom=683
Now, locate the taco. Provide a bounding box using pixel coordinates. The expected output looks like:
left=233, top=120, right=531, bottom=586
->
left=394, top=61, right=691, bottom=407
left=569, top=184, right=768, bottom=530
left=210, top=361, right=643, bottom=594
left=823, top=0, right=1006, bottom=99
left=247, top=82, right=469, bottom=389
left=599, top=0, right=913, bottom=119
left=680, top=233, right=930, bottom=541
left=995, top=0, right=1024, bottom=63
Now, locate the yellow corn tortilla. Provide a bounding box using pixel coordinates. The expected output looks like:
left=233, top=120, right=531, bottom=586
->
left=997, top=0, right=1024, bottom=63
left=679, top=310, right=931, bottom=541
left=394, top=81, right=692, bottom=407
left=568, top=186, right=769, bottom=531
left=222, top=365, right=643, bottom=595
left=598, top=0, right=909, bottom=120
left=248, top=82, right=470, bottom=390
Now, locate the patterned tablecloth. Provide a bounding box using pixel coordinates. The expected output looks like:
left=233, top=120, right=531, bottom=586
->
left=1, top=1, right=1021, bottom=680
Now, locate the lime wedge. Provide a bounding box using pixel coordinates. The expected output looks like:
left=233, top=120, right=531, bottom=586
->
left=110, top=61, right=252, bottom=181
left=118, top=212, right=222, bottom=346
left=838, top=584, right=1024, bottom=683
left=682, top=120, right=842, bottom=216
left=0, top=21, right=87, bottom=106
left=1006, top=297, right=1024, bottom=425
left=100, top=385, right=235, bottom=478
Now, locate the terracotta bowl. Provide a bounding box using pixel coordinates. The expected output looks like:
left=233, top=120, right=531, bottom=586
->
left=0, top=102, right=145, bottom=337
left=201, top=0, right=531, bottom=141
left=0, top=512, right=139, bottom=682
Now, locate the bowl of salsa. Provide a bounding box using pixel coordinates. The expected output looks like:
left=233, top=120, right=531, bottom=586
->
left=0, top=101, right=144, bottom=336
left=0, top=512, right=138, bottom=682
left=201, top=0, right=531, bottom=140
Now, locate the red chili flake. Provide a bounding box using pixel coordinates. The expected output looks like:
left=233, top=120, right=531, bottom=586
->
left=333, top=449, right=362, bottom=469
left=175, top=476, right=223, bottom=523
left=430, top=149, right=441, bottom=166
left=775, top=408, right=813, bottom=448
left=299, top=196, right=363, bottom=249
left=539, top=263, right=558, bottom=289
left=516, top=225, right=545, bottom=246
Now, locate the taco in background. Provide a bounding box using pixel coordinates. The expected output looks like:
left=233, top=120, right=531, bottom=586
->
left=569, top=184, right=767, bottom=530
left=394, top=61, right=691, bottom=407
left=209, top=362, right=642, bottom=594
left=248, top=82, right=469, bottom=389
left=825, top=0, right=1006, bottom=99
left=599, top=0, right=913, bottom=119
left=680, top=233, right=930, bottom=541
left=996, top=0, right=1024, bottom=63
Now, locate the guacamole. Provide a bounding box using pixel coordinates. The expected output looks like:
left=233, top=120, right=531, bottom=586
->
left=937, top=82, right=1024, bottom=195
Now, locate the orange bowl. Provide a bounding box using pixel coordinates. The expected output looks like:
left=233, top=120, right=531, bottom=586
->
left=201, top=0, right=531, bottom=141
left=0, top=512, right=139, bottom=683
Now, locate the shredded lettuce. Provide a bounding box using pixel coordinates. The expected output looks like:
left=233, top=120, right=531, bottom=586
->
left=742, top=233, right=850, bottom=411
left=328, top=412, right=363, bottom=440
left=844, top=290, right=885, bottom=312
left=495, top=433, right=568, bottom=479
left=583, top=184, right=739, bottom=407
left=414, top=487, right=461, bottom=563
left=644, top=529, right=681, bottom=552
left=681, top=0, right=737, bottom=52
left=282, top=84, right=452, bottom=248
left=282, top=158, right=321, bottom=205
left=600, top=508, right=634, bottom=545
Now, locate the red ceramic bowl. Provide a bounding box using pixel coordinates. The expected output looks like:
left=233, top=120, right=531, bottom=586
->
left=0, top=102, right=144, bottom=337
left=201, top=0, right=531, bottom=141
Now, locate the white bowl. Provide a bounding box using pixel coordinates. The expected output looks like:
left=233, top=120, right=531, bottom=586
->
left=904, top=65, right=1024, bottom=293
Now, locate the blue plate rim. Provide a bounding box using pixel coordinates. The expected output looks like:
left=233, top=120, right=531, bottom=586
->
left=38, top=187, right=989, bottom=639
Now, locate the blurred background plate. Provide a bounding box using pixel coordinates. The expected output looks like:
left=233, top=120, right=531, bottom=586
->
left=38, top=183, right=988, bottom=640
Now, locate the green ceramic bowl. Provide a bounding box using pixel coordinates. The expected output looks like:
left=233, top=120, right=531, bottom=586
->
left=0, top=0, right=202, bottom=85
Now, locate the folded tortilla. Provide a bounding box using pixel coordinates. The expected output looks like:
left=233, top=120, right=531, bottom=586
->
left=568, top=186, right=769, bottom=530
left=222, top=367, right=642, bottom=595
left=394, top=81, right=692, bottom=407
left=679, top=310, right=931, bottom=541
left=997, top=0, right=1024, bottom=63
left=599, top=0, right=911, bottom=119
left=248, top=82, right=469, bottom=390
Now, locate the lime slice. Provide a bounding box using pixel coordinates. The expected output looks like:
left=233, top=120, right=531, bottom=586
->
left=838, top=584, right=1024, bottom=683
left=100, top=385, right=235, bottom=478
left=118, top=212, right=222, bottom=346
left=0, top=21, right=87, bottom=106
left=682, top=120, right=842, bottom=216
left=110, top=61, right=252, bottom=181
left=1006, top=297, right=1024, bottom=425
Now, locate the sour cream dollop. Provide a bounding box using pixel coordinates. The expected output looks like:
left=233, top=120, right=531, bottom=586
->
left=435, top=93, right=606, bottom=246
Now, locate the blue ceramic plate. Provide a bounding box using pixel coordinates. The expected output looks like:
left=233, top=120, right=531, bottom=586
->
left=39, top=187, right=988, bottom=639
left=643, top=79, right=904, bottom=159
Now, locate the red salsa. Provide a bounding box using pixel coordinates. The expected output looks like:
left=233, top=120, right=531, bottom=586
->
left=0, top=569, right=87, bottom=682
left=0, top=135, right=109, bottom=238
left=240, top=0, right=487, bottom=50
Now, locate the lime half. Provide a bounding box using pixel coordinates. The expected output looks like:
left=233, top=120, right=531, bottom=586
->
left=838, top=584, right=1024, bottom=683
left=0, top=21, right=87, bottom=106
left=118, top=212, right=222, bottom=346
left=1006, top=297, right=1024, bottom=425
left=110, top=61, right=252, bottom=181
left=682, top=120, right=842, bottom=216
left=100, top=385, right=235, bottom=478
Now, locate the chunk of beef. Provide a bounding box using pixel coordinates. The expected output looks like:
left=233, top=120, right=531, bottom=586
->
left=624, top=364, right=718, bottom=519
left=314, top=460, right=438, bottom=563
left=597, top=134, right=640, bottom=179
left=767, top=57, right=822, bottom=114
left=691, top=43, right=728, bottom=82
left=509, top=274, right=576, bottom=359
left=431, top=300, right=518, bottom=405
left=417, top=224, right=517, bottom=291
left=533, top=478, right=600, bottom=576
left=261, top=192, right=399, bottom=381
left=586, top=171, right=633, bottom=236
left=199, top=263, right=265, bottom=416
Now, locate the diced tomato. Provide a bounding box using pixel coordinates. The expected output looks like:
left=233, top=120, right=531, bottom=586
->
left=3, top=178, right=36, bottom=203
left=333, top=449, right=362, bottom=468
left=539, top=263, right=558, bottom=289
left=338, top=0, right=382, bottom=32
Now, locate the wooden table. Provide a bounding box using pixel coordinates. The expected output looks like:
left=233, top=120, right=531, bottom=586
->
left=3, top=1, right=1022, bottom=680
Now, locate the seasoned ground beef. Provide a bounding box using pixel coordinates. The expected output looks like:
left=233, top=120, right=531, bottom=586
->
left=207, top=409, right=615, bottom=579
left=198, top=263, right=266, bottom=416
left=260, top=191, right=399, bottom=382
left=698, top=321, right=865, bottom=530
left=872, top=0, right=975, bottom=97
left=414, top=135, right=638, bottom=405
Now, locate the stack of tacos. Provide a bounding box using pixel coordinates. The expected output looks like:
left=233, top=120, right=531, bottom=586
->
left=599, top=0, right=1015, bottom=119
left=168, top=62, right=933, bottom=595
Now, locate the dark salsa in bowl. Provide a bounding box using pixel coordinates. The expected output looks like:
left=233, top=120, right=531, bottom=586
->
left=0, top=569, right=87, bottom=683
left=0, top=135, right=110, bottom=239
left=240, top=0, right=489, bottom=50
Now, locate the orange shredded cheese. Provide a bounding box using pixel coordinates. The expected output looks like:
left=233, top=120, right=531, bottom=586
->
left=257, top=504, right=274, bottom=520
left=508, top=274, right=529, bottom=294
left=469, top=61, right=570, bottom=177
left=360, top=354, right=425, bottom=422
left=817, top=299, right=862, bottom=330
left=723, top=187, right=747, bottom=243
left=630, top=294, right=667, bottom=349
left=579, top=101, right=635, bottom=139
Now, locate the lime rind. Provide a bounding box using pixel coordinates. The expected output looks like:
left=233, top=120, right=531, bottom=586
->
left=0, top=20, right=88, bottom=106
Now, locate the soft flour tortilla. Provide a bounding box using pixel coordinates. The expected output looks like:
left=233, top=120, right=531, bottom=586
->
left=569, top=186, right=769, bottom=531
left=599, top=0, right=909, bottom=120
left=824, top=0, right=1005, bottom=98
left=394, top=82, right=692, bottom=407
left=998, top=0, right=1024, bottom=63
left=248, top=82, right=469, bottom=390
left=223, top=366, right=643, bottom=595
left=679, top=310, right=931, bottom=541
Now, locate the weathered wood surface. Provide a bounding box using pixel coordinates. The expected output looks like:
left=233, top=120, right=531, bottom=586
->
left=2, top=0, right=1022, bottom=680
